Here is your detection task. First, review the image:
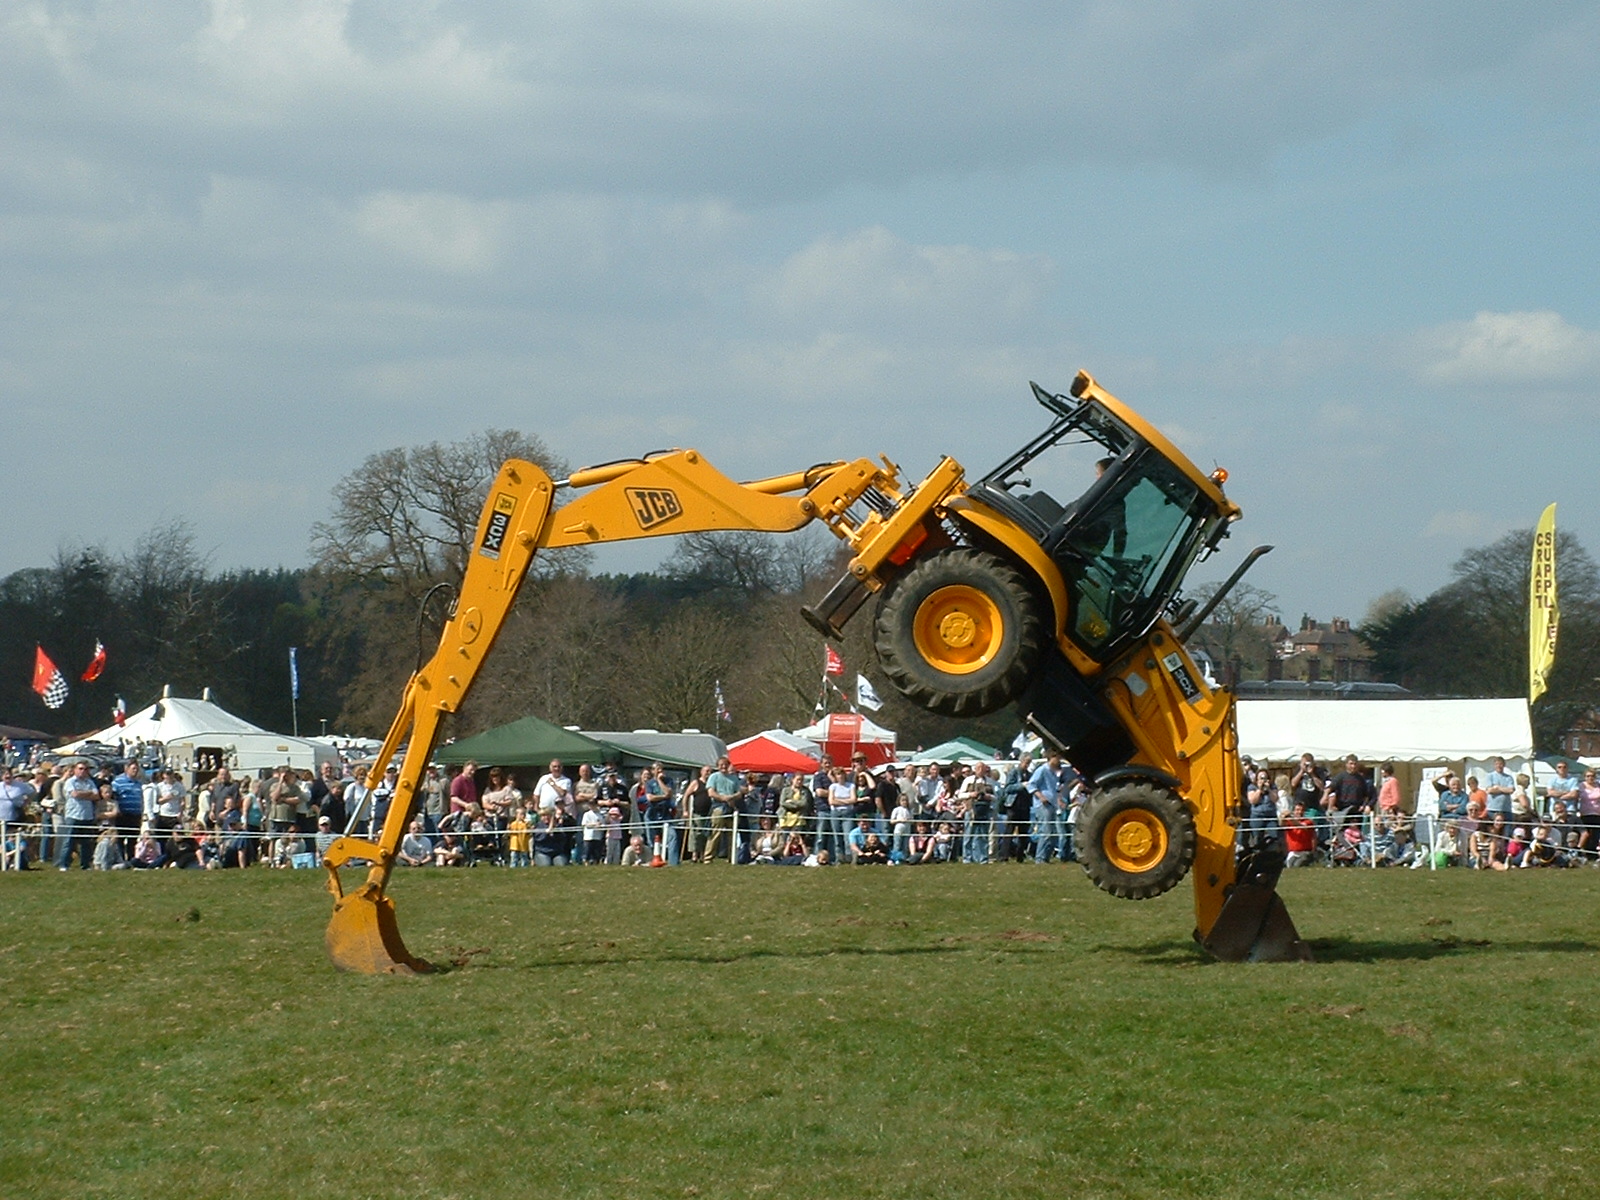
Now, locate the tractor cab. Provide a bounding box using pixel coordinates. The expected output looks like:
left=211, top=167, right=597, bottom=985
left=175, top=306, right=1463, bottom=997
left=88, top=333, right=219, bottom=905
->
left=966, top=374, right=1239, bottom=665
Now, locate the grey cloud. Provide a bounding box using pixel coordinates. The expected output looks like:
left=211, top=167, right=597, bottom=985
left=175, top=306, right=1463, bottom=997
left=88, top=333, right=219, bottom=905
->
left=5, top=2, right=1595, bottom=207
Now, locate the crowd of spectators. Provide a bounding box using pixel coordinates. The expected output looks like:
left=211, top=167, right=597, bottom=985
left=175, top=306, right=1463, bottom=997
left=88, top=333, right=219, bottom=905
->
left=1239, top=753, right=1600, bottom=870
left=3, top=744, right=1596, bottom=874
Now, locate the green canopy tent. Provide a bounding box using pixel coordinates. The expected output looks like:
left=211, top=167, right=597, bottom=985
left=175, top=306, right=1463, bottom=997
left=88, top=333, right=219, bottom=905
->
left=433, top=715, right=611, bottom=768
left=907, top=736, right=999, bottom=763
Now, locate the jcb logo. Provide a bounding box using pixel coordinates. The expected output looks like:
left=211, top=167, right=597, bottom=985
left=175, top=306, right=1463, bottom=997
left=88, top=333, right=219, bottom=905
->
left=478, top=492, right=516, bottom=559
left=626, top=487, right=682, bottom=530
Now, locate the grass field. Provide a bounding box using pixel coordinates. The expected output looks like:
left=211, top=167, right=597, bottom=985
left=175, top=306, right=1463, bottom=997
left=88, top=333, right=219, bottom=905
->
left=3, top=861, right=1598, bottom=1199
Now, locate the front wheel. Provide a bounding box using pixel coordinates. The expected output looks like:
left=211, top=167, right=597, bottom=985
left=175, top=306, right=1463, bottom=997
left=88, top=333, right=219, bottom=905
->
left=1077, top=782, right=1196, bottom=900
left=873, top=547, right=1045, bottom=718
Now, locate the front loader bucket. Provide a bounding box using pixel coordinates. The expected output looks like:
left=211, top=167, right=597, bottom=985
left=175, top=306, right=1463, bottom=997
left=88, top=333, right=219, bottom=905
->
left=1201, top=849, right=1313, bottom=963
left=326, top=880, right=433, bottom=975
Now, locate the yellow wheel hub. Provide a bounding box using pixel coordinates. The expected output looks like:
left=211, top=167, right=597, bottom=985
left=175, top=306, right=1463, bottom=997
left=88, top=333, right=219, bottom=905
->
left=1103, top=810, right=1169, bottom=874
left=912, top=585, right=1003, bottom=675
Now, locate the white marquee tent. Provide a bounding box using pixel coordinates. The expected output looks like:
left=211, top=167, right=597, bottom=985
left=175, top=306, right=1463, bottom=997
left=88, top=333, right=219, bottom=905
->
left=1236, top=698, right=1533, bottom=764
left=58, top=688, right=337, bottom=774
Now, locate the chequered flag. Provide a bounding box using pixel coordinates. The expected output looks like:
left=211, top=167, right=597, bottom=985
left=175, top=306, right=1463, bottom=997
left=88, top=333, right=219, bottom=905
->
left=32, top=646, right=69, bottom=710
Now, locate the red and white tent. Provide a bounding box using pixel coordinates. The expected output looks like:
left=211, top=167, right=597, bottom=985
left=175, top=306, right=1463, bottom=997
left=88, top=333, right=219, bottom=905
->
left=726, top=730, right=822, bottom=774
left=795, top=712, right=897, bottom=768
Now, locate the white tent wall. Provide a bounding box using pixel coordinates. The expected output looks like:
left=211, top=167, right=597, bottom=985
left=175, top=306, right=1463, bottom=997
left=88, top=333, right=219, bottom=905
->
left=1237, top=699, right=1532, bottom=764
left=1239, top=698, right=1535, bottom=821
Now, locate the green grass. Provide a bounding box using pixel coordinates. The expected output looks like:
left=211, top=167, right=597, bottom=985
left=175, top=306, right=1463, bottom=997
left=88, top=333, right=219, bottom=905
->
left=3, top=862, right=1598, bottom=1199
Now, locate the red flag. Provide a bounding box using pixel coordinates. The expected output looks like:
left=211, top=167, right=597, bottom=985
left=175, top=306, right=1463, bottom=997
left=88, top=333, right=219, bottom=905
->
left=82, top=639, right=107, bottom=682
left=824, top=645, right=844, bottom=676
left=113, top=696, right=127, bottom=727
left=32, top=646, right=69, bottom=710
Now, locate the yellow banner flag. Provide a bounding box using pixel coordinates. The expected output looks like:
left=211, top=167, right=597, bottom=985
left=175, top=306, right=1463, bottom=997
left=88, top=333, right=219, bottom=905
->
left=1530, top=503, right=1558, bottom=703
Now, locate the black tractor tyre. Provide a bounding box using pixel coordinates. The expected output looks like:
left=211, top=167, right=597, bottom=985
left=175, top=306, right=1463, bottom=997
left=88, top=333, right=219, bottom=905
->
left=873, top=547, right=1046, bottom=718
left=1077, top=783, right=1196, bottom=901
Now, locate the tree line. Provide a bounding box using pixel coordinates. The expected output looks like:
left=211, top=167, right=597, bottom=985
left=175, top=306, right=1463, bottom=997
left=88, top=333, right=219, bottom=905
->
left=3, top=430, right=1595, bottom=754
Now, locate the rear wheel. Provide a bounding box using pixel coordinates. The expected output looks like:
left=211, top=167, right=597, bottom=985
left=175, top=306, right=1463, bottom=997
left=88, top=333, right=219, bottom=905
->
left=873, top=547, right=1045, bottom=718
left=1077, top=782, right=1195, bottom=900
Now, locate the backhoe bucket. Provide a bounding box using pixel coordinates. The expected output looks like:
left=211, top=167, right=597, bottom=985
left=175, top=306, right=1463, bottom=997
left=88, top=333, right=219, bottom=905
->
left=1201, top=849, right=1312, bottom=963
left=326, top=881, right=433, bottom=975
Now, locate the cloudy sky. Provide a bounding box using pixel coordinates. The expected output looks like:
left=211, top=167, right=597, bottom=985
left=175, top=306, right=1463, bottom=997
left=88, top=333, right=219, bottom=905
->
left=4, top=1, right=1598, bottom=623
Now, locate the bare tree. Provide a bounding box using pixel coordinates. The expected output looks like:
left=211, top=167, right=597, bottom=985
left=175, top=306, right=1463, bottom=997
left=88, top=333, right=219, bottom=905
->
left=1186, top=580, right=1281, bottom=679
left=466, top=577, right=631, bottom=732
left=311, top=430, right=589, bottom=597
left=664, top=527, right=837, bottom=597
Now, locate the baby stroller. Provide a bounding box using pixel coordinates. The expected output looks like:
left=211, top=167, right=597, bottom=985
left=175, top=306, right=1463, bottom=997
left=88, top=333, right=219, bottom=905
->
left=1326, top=824, right=1367, bottom=867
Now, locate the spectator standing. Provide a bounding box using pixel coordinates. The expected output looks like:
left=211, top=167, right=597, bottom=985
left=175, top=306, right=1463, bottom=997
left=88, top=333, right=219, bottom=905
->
left=344, top=766, right=373, bottom=837
left=419, top=766, right=447, bottom=834
left=685, top=766, right=715, bottom=854
left=959, top=763, right=995, bottom=863
left=269, top=768, right=303, bottom=834
left=1290, top=754, right=1330, bottom=816
left=1434, top=773, right=1470, bottom=820
left=308, top=761, right=339, bottom=819
left=481, top=766, right=521, bottom=833
left=1028, top=752, right=1071, bottom=864
left=56, top=762, right=100, bottom=870
left=1326, top=756, right=1375, bottom=837
left=824, top=767, right=857, bottom=865
left=1546, top=761, right=1581, bottom=819
left=573, top=764, right=599, bottom=809
left=580, top=802, right=605, bottom=864
left=506, top=807, right=531, bottom=867
left=370, top=766, right=399, bottom=832
left=605, top=806, right=625, bottom=864
left=704, top=757, right=742, bottom=863
left=1482, top=757, right=1516, bottom=818
left=1243, top=767, right=1278, bottom=850
left=449, top=760, right=480, bottom=816
left=640, top=763, right=673, bottom=858
left=533, top=759, right=571, bottom=816
left=110, top=761, right=146, bottom=853
left=1576, top=769, right=1600, bottom=863
left=999, top=754, right=1033, bottom=861
left=33, top=766, right=58, bottom=864
left=1376, top=764, right=1402, bottom=815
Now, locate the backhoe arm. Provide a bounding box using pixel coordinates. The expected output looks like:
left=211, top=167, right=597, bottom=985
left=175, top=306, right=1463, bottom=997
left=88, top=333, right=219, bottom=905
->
left=324, top=447, right=971, bottom=972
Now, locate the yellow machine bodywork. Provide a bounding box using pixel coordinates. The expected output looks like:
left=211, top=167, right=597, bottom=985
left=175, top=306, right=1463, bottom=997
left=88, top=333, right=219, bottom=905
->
left=324, top=372, right=1306, bottom=973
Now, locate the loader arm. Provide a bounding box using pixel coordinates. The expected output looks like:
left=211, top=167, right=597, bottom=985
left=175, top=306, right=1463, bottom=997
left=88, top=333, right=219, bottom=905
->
left=324, top=449, right=970, bottom=972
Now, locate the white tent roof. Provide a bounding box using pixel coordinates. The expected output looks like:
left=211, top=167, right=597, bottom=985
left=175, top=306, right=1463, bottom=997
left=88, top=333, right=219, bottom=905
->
left=1237, top=698, right=1533, bottom=763
left=60, top=693, right=269, bottom=751
left=57, top=690, right=339, bottom=773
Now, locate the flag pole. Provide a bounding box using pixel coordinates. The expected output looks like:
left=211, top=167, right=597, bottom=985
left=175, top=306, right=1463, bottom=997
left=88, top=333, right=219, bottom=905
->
left=289, top=646, right=301, bottom=737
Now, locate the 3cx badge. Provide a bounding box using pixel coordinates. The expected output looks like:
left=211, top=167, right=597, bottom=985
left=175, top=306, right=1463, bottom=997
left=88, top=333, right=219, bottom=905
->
left=478, top=492, right=516, bottom=559
left=626, top=487, right=683, bottom=530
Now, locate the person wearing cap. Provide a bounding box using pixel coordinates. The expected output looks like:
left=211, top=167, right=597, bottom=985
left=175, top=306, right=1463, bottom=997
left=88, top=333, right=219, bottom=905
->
left=314, top=814, right=338, bottom=858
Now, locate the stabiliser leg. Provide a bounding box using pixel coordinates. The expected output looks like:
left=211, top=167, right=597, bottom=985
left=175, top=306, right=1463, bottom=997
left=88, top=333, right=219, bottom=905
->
left=1201, top=847, right=1313, bottom=963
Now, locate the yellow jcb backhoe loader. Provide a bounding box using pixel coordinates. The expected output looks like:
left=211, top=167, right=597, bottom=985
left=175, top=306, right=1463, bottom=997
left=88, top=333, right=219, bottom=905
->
left=322, top=370, right=1310, bottom=973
